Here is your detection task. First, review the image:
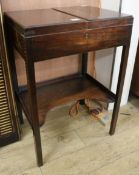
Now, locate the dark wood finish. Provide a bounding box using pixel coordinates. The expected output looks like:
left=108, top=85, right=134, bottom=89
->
left=54, top=6, right=132, bottom=21
left=19, top=74, right=115, bottom=126
left=81, top=53, right=88, bottom=75
left=110, top=44, right=131, bottom=135
left=131, top=41, right=139, bottom=96
left=87, top=26, right=132, bottom=51
left=4, top=6, right=133, bottom=166
left=5, top=9, right=86, bottom=35
left=5, top=8, right=133, bottom=61
left=30, top=31, right=88, bottom=61
left=80, top=52, right=88, bottom=105
left=55, top=6, right=132, bottom=51
left=5, top=9, right=87, bottom=61
left=1, top=1, right=95, bottom=88
left=25, top=57, right=43, bottom=166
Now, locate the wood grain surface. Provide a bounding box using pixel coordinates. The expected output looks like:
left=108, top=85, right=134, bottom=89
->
left=1, top=0, right=100, bottom=86
left=4, top=4, right=133, bottom=166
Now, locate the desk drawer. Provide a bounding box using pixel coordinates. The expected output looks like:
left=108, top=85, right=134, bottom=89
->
left=30, top=30, right=87, bottom=61
left=87, top=26, right=132, bottom=51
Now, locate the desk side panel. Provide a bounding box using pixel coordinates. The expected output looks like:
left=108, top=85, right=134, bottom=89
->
left=5, top=21, right=27, bottom=60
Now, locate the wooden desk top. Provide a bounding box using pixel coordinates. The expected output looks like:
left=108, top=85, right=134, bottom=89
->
left=5, top=6, right=133, bottom=61
left=5, top=8, right=86, bottom=28
left=54, top=6, right=131, bottom=21
left=5, top=8, right=86, bottom=35
left=5, top=6, right=133, bottom=36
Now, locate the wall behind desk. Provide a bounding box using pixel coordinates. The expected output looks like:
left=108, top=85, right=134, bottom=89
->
left=1, top=0, right=100, bottom=11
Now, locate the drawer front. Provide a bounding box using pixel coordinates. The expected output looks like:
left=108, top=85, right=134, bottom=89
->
left=30, top=30, right=87, bottom=61
left=87, top=26, right=132, bottom=51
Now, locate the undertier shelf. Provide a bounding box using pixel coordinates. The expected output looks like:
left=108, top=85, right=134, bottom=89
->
left=19, top=74, right=115, bottom=126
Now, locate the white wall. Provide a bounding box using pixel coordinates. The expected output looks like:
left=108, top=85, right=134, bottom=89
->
left=112, top=0, right=139, bottom=105
left=95, top=0, right=120, bottom=88
left=96, top=49, right=114, bottom=88
left=101, top=0, right=120, bottom=11
left=99, top=0, right=139, bottom=107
